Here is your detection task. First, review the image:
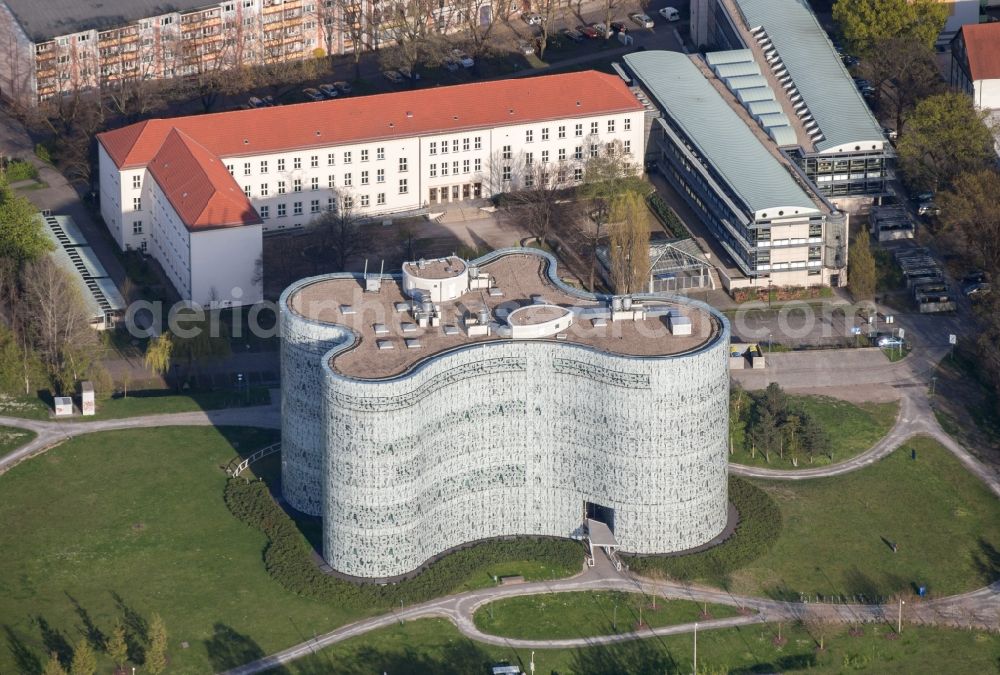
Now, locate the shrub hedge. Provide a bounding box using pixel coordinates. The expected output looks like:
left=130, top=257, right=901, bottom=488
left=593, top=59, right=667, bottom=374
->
left=646, top=193, right=686, bottom=238
left=225, top=478, right=582, bottom=609
left=626, top=477, right=781, bottom=585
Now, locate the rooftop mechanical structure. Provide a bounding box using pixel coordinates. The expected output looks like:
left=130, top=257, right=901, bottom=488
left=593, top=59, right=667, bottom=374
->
left=279, top=249, right=731, bottom=580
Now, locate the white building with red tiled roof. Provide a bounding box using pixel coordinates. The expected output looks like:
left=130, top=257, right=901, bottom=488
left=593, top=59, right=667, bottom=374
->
left=951, top=23, right=1000, bottom=110
left=97, top=71, right=646, bottom=307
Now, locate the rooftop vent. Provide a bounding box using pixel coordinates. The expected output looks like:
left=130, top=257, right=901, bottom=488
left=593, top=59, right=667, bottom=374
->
left=405, top=338, right=422, bottom=349
left=406, top=111, right=413, bottom=118
left=377, top=339, right=394, bottom=350
left=243, top=139, right=249, bottom=144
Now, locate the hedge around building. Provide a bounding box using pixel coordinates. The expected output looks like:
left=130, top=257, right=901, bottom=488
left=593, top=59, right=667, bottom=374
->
left=626, top=477, right=781, bottom=584
left=646, top=193, right=686, bottom=238
left=224, top=478, right=582, bottom=609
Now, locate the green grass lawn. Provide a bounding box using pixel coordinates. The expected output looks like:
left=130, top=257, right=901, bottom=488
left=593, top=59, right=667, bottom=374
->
left=0, top=388, right=271, bottom=422
left=730, top=395, right=898, bottom=469
left=0, top=425, right=35, bottom=457
left=0, top=426, right=579, bottom=674
left=728, top=436, right=1000, bottom=600
left=279, top=617, right=1000, bottom=675
left=473, top=591, right=742, bottom=639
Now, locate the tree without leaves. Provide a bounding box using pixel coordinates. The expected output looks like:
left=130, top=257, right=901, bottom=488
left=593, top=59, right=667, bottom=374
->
left=68, top=639, right=96, bottom=675
left=313, top=202, right=371, bottom=271
left=608, top=191, right=650, bottom=294
left=832, top=0, right=948, bottom=54
left=145, top=614, right=168, bottom=675
left=22, top=257, right=99, bottom=393
left=376, top=0, right=451, bottom=80
left=848, top=232, right=876, bottom=301
left=858, top=36, right=944, bottom=134
left=937, top=170, right=1000, bottom=276
left=106, top=620, right=129, bottom=670
left=328, top=0, right=369, bottom=80
left=501, top=160, right=574, bottom=245
left=449, top=0, right=516, bottom=65
left=897, top=93, right=995, bottom=193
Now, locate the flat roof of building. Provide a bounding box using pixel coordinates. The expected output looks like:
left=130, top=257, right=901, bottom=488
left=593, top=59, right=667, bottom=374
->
left=40, top=214, right=125, bottom=321
left=287, top=252, right=721, bottom=380
left=4, top=0, right=218, bottom=42
left=402, top=256, right=467, bottom=280
left=731, top=0, right=885, bottom=153
left=624, top=50, right=820, bottom=217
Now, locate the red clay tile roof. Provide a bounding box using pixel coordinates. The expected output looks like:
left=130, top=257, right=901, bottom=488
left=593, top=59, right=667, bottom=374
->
left=97, top=71, right=643, bottom=169
left=147, top=129, right=262, bottom=230
left=961, top=24, right=1000, bottom=82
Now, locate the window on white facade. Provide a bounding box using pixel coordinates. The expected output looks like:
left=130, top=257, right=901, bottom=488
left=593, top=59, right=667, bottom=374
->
left=361, top=170, right=369, bottom=185
left=261, top=183, right=269, bottom=196
left=399, top=157, right=408, bottom=172
left=244, top=185, right=251, bottom=196
left=360, top=194, right=369, bottom=207
left=624, top=117, right=632, bottom=131
left=310, top=199, right=320, bottom=213
left=341, top=172, right=352, bottom=186
left=132, top=175, right=141, bottom=189
left=558, top=148, right=566, bottom=161
left=260, top=160, right=268, bottom=173
left=310, top=155, right=318, bottom=168
left=463, top=159, right=470, bottom=174
left=360, top=149, right=369, bottom=162
left=377, top=192, right=386, bottom=205
left=575, top=123, right=583, bottom=137
left=502, top=166, right=511, bottom=181
left=327, top=153, right=335, bottom=165
left=376, top=168, right=385, bottom=183
left=558, top=125, right=566, bottom=139
left=259, top=205, right=269, bottom=219
left=343, top=151, right=352, bottom=164
left=624, top=140, right=631, bottom=155
left=293, top=178, right=302, bottom=192
left=133, top=197, right=141, bottom=210
left=451, top=161, right=458, bottom=174
left=342, top=195, right=354, bottom=211
left=607, top=119, right=615, bottom=133
left=439, top=138, right=448, bottom=154
left=430, top=163, right=437, bottom=178
left=590, top=145, right=599, bottom=158
left=474, top=158, right=482, bottom=172
left=377, top=147, right=385, bottom=160
left=525, top=152, right=533, bottom=166
left=502, top=145, right=511, bottom=160
left=574, top=146, right=583, bottom=160
left=574, top=167, right=583, bottom=181
left=244, top=162, right=251, bottom=176
left=441, top=163, right=449, bottom=176
left=525, top=129, right=533, bottom=143
left=311, top=177, right=319, bottom=190
left=541, top=128, right=549, bottom=141
left=525, top=173, right=534, bottom=188
left=140, top=241, right=147, bottom=252
left=429, top=142, right=437, bottom=155
left=541, top=150, right=549, bottom=163
left=399, top=178, right=408, bottom=194
left=328, top=197, right=336, bottom=210
left=293, top=202, right=303, bottom=215
left=474, top=136, right=482, bottom=150
left=277, top=158, right=286, bottom=171
left=591, top=121, right=599, bottom=135
left=226, top=163, right=234, bottom=175
left=463, top=138, right=470, bottom=151
left=277, top=180, right=286, bottom=194
left=452, top=139, right=459, bottom=153
left=161, top=17, right=173, bottom=25
left=277, top=203, right=286, bottom=217
left=132, top=221, right=142, bottom=234
left=328, top=175, right=335, bottom=188
left=293, top=157, right=302, bottom=169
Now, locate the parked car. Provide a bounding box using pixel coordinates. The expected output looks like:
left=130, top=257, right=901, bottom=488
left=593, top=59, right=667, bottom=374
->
left=630, top=12, right=654, bottom=28
left=517, top=39, right=536, bottom=55
left=963, top=270, right=988, bottom=285
left=262, top=95, right=275, bottom=106
left=443, top=57, right=460, bottom=72
left=842, top=54, right=860, bottom=67
left=302, top=88, right=324, bottom=101
left=963, top=281, right=991, bottom=298
left=561, top=27, right=584, bottom=42
left=577, top=24, right=600, bottom=39
left=610, top=21, right=628, bottom=33
left=248, top=96, right=266, bottom=108
left=877, top=336, right=905, bottom=348
left=659, top=6, right=680, bottom=21
left=912, top=191, right=934, bottom=203
left=917, top=202, right=940, bottom=217
left=592, top=22, right=610, bottom=37
left=882, top=127, right=898, bottom=141
left=334, top=81, right=353, bottom=94
left=318, top=83, right=339, bottom=99
left=452, top=49, right=474, bottom=68
left=522, top=12, right=544, bottom=25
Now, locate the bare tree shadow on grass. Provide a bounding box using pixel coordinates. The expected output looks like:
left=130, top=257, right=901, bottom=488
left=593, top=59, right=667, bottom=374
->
left=272, top=639, right=496, bottom=675
left=65, top=592, right=105, bottom=650
left=111, top=591, right=147, bottom=665
left=4, top=624, right=41, bottom=675
left=973, top=537, right=1000, bottom=585
left=34, top=616, right=71, bottom=666
left=204, top=623, right=265, bottom=672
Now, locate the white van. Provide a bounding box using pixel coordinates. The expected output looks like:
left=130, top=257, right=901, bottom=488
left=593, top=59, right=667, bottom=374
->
left=659, top=6, right=680, bottom=21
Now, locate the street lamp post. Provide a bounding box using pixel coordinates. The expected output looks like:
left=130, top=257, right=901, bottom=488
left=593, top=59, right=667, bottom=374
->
left=897, top=598, right=905, bottom=634
left=693, top=621, right=698, bottom=674
left=930, top=376, right=937, bottom=397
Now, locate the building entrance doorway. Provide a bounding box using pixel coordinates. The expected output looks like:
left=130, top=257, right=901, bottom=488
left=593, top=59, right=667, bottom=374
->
left=584, top=501, right=615, bottom=533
